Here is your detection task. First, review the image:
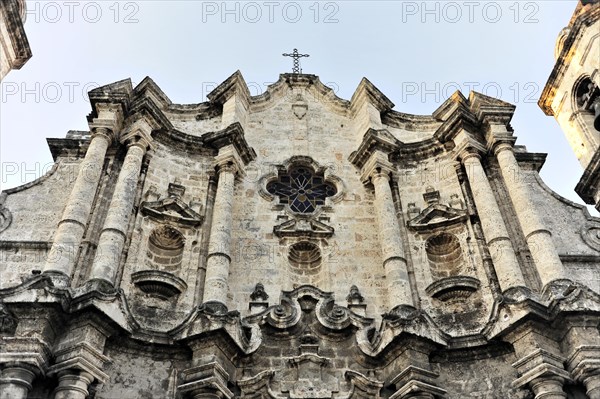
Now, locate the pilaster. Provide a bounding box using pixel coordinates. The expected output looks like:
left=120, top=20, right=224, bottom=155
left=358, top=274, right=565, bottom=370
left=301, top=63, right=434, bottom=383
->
left=207, top=70, right=251, bottom=130
left=386, top=339, right=446, bottom=399
left=506, top=322, right=571, bottom=399
left=560, top=317, right=600, bottom=399
left=47, top=319, right=112, bottom=399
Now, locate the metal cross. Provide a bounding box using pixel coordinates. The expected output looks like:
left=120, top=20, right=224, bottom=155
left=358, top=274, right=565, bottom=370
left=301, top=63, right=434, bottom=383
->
left=282, top=48, right=309, bottom=74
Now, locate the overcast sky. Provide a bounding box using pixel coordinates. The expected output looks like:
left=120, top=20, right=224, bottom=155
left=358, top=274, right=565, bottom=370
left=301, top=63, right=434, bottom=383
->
left=0, top=1, right=594, bottom=214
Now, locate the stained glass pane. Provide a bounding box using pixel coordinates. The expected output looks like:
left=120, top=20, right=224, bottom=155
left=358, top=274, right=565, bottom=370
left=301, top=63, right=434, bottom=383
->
left=266, top=166, right=337, bottom=213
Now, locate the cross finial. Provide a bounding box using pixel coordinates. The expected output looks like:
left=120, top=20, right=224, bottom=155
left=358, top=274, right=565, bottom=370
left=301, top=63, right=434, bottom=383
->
left=282, top=48, right=310, bottom=74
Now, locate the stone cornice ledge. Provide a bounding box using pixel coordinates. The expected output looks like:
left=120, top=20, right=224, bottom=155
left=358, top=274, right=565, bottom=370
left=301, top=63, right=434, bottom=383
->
left=348, top=128, right=400, bottom=172
left=201, top=122, right=257, bottom=165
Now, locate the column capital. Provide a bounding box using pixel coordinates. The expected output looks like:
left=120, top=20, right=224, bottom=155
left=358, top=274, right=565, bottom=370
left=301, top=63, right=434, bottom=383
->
left=215, top=144, right=246, bottom=177
left=87, top=102, right=125, bottom=138
left=483, top=122, right=517, bottom=155
left=452, top=128, right=487, bottom=163
left=511, top=349, right=572, bottom=390
left=492, top=141, right=515, bottom=156
left=178, top=362, right=234, bottom=399
left=90, top=127, right=115, bottom=143
left=52, top=369, right=94, bottom=399
left=124, top=135, right=151, bottom=153
left=456, top=146, right=483, bottom=163
left=360, top=150, right=395, bottom=184
left=119, top=115, right=155, bottom=150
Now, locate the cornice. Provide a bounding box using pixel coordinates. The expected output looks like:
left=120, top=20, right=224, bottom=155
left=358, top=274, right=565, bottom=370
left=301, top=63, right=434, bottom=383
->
left=201, top=122, right=256, bottom=165
left=87, top=79, right=133, bottom=121
left=348, top=128, right=400, bottom=171
left=349, top=77, right=395, bottom=116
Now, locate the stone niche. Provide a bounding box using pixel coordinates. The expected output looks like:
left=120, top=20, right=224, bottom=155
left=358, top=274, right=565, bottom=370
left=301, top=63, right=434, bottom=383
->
left=127, top=217, right=202, bottom=330
left=424, top=232, right=480, bottom=301
left=132, top=225, right=188, bottom=299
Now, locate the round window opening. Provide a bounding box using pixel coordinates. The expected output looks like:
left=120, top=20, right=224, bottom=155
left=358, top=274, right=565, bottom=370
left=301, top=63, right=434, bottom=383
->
left=288, top=241, right=322, bottom=273
left=266, top=166, right=337, bottom=213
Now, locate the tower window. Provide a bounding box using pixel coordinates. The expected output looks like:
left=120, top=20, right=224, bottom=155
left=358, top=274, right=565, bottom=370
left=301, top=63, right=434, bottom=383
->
left=266, top=166, right=337, bottom=213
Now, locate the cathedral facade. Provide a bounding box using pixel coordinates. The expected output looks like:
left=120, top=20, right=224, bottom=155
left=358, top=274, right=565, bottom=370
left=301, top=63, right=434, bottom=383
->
left=1, top=3, right=600, bottom=399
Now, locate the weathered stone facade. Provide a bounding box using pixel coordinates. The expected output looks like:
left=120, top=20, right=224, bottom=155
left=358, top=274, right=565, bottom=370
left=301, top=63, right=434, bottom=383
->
left=2, top=37, right=600, bottom=399
left=0, top=0, right=31, bottom=81
left=539, top=0, right=600, bottom=212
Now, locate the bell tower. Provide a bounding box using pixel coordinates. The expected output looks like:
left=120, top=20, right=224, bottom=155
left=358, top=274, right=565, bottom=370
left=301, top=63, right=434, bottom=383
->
left=539, top=0, right=600, bottom=211
left=0, top=0, right=31, bottom=81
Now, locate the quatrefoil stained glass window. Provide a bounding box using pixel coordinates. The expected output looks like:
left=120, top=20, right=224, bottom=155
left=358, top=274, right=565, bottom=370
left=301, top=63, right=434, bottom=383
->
left=266, top=167, right=337, bottom=213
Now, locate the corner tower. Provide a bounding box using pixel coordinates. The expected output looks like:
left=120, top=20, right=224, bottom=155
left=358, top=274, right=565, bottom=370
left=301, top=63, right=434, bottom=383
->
left=0, top=0, right=32, bottom=81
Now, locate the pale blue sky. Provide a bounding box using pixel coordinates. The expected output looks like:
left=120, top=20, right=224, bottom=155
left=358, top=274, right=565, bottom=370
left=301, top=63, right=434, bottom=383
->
left=0, top=1, right=593, bottom=213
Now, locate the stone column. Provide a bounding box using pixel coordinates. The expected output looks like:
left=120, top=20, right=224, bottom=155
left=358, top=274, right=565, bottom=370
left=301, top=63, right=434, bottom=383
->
left=460, top=150, right=526, bottom=292
left=363, top=151, right=413, bottom=308
left=43, top=128, right=113, bottom=284
left=0, top=366, right=35, bottom=399
left=494, top=142, right=565, bottom=287
left=53, top=370, right=94, bottom=399
left=202, top=162, right=236, bottom=311
left=87, top=138, right=148, bottom=286
left=529, top=377, right=567, bottom=399
left=583, top=375, right=600, bottom=399
left=371, top=169, right=412, bottom=307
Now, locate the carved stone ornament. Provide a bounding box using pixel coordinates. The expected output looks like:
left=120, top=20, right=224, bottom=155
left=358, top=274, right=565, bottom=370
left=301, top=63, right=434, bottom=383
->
left=581, top=224, right=600, bottom=251
left=407, top=203, right=468, bottom=232
left=274, top=217, right=334, bottom=239
left=292, top=94, right=308, bottom=120
left=250, top=283, right=269, bottom=301
left=140, top=183, right=203, bottom=227
left=240, top=285, right=383, bottom=398
left=0, top=203, right=13, bottom=233
left=131, top=270, right=187, bottom=299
